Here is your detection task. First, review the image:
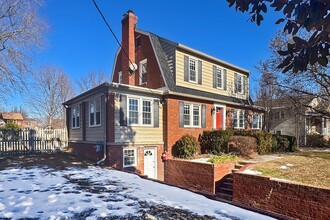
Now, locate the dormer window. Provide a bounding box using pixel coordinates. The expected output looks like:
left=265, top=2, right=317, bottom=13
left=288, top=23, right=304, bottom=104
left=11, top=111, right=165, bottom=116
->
left=139, top=59, right=147, bottom=85
left=216, top=67, right=223, bottom=89
left=235, top=73, right=244, bottom=94
left=189, top=58, right=198, bottom=83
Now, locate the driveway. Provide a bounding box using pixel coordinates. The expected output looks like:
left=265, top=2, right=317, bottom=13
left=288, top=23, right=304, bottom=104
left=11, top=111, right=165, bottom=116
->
left=0, top=153, right=275, bottom=219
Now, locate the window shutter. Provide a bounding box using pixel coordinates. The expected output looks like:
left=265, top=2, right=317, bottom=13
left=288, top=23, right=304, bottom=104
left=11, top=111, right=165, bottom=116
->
left=234, top=73, right=238, bottom=93
left=198, top=60, right=202, bottom=85
left=120, top=95, right=127, bottom=126
left=213, top=66, right=217, bottom=88
left=153, top=99, right=159, bottom=128
left=223, top=69, right=227, bottom=90
left=201, top=104, right=206, bottom=128
left=184, top=55, right=189, bottom=82
left=66, top=107, right=71, bottom=138
left=243, top=76, right=246, bottom=95
left=244, top=110, right=248, bottom=129
left=243, top=76, right=247, bottom=95
left=179, top=101, right=184, bottom=127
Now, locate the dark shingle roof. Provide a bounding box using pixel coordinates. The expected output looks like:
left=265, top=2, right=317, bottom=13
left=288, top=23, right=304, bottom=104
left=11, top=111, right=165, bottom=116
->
left=145, top=31, right=252, bottom=106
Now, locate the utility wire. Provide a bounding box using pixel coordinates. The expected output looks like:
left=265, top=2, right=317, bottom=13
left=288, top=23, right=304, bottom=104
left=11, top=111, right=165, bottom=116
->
left=92, top=0, right=155, bottom=94
left=92, top=0, right=134, bottom=68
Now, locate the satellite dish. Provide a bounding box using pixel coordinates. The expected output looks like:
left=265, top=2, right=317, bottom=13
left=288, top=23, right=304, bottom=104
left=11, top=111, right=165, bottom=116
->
left=129, top=63, right=138, bottom=74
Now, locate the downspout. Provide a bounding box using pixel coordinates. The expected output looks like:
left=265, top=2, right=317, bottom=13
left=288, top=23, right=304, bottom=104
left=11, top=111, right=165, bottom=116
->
left=97, top=91, right=108, bottom=165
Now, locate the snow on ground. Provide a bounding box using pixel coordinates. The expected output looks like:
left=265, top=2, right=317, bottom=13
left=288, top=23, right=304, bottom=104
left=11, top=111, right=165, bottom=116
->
left=0, top=166, right=275, bottom=219
left=241, top=168, right=262, bottom=175
left=190, top=158, right=211, bottom=163
left=279, top=164, right=294, bottom=169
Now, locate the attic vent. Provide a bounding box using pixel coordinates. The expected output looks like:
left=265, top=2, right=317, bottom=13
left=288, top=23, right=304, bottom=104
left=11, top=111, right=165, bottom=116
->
left=135, top=36, right=141, bottom=48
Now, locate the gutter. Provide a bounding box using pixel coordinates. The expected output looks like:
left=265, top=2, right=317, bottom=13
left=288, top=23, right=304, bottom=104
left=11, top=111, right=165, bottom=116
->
left=96, top=90, right=109, bottom=165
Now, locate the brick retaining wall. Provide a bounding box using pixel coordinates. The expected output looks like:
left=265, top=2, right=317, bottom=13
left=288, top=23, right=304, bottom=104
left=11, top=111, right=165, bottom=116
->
left=233, top=173, right=330, bottom=220
left=164, top=159, right=235, bottom=194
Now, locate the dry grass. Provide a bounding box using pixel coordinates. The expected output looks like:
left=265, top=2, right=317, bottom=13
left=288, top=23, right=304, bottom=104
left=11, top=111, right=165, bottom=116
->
left=253, top=149, right=330, bottom=188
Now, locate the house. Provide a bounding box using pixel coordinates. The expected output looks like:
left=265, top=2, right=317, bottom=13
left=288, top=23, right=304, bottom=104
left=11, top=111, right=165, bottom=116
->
left=0, top=112, right=24, bottom=127
left=64, top=10, right=263, bottom=180
left=21, top=118, right=38, bottom=129
left=255, top=96, right=330, bottom=145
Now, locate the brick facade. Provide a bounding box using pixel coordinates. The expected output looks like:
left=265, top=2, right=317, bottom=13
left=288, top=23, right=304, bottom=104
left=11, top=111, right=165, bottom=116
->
left=233, top=173, right=330, bottom=220
left=164, top=159, right=235, bottom=194
left=164, top=96, right=214, bottom=157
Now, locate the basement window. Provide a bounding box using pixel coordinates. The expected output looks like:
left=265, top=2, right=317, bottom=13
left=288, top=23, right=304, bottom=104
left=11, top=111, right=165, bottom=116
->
left=123, top=149, right=137, bottom=167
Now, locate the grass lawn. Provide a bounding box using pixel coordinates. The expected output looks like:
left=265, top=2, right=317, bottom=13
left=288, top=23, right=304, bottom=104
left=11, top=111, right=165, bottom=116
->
left=252, top=149, right=330, bottom=188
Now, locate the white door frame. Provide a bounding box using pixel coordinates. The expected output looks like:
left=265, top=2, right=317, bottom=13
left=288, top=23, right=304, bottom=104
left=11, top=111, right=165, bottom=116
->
left=212, top=104, right=226, bottom=130
left=144, top=147, right=157, bottom=179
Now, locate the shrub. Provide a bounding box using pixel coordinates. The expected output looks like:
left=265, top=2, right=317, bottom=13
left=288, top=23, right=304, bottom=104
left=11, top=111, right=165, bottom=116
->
left=272, top=135, right=297, bottom=152
left=173, top=134, right=201, bottom=158
left=228, top=135, right=258, bottom=158
left=306, top=134, right=330, bottom=148
left=255, top=132, right=273, bottom=154
left=200, top=129, right=234, bottom=154
left=207, top=154, right=239, bottom=164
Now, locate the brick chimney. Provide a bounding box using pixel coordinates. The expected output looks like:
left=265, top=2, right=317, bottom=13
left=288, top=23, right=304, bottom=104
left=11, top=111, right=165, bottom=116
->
left=121, top=10, right=138, bottom=85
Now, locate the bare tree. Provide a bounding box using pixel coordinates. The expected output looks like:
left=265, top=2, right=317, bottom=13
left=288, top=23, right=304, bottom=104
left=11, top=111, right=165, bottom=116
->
left=27, top=65, right=74, bottom=128
left=76, top=71, right=108, bottom=93
left=257, top=31, right=330, bottom=117
left=0, top=0, right=47, bottom=100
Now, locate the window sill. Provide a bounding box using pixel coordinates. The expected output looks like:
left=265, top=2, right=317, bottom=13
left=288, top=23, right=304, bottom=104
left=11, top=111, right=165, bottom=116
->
left=128, top=124, right=153, bottom=127
left=123, top=164, right=137, bottom=168
left=89, top=124, right=101, bottom=128
left=72, top=127, right=80, bottom=130
left=183, top=125, right=201, bottom=128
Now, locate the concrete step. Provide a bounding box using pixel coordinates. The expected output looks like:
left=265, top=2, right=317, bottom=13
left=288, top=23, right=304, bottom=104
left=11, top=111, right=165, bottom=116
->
left=215, top=192, right=233, bottom=201
left=222, top=181, right=233, bottom=188
left=234, top=164, right=244, bottom=170
left=239, top=160, right=258, bottom=165
left=231, top=168, right=240, bottom=173
left=217, top=186, right=233, bottom=193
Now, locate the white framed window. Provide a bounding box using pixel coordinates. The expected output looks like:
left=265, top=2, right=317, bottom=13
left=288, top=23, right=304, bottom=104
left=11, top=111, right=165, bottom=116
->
left=128, top=97, right=153, bottom=126
left=183, top=103, right=201, bottom=127
left=72, top=105, right=80, bottom=129
left=189, top=57, right=198, bottom=83
left=89, top=98, right=101, bottom=127
left=139, top=59, right=147, bottom=85
left=216, top=67, right=223, bottom=89
left=232, top=109, right=244, bottom=129
left=252, top=114, right=262, bottom=130
left=235, top=74, right=244, bottom=94
left=123, top=148, right=137, bottom=167
left=118, top=71, right=122, bottom=84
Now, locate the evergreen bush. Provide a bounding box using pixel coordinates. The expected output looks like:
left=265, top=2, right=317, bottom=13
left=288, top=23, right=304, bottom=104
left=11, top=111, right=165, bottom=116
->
left=173, top=134, right=201, bottom=158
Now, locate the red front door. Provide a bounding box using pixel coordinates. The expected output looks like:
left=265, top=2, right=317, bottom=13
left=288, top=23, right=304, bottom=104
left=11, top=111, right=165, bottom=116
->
left=216, top=108, right=223, bottom=130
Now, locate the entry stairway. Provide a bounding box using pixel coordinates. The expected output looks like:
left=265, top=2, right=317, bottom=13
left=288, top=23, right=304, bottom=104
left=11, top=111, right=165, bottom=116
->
left=215, top=161, right=256, bottom=201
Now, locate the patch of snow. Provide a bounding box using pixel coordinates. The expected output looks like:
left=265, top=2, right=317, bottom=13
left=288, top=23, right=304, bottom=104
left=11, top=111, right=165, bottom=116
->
left=0, top=166, right=275, bottom=219
left=190, top=158, right=211, bottom=163
left=241, top=168, right=262, bottom=175
left=279, top=165, right=289, bottom=169
left=270, top=177, right=296, bottom=183
left=286, top=164, right=294, bottom=167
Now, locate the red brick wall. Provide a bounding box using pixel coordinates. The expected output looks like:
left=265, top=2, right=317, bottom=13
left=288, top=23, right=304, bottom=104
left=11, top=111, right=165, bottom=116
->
left=113, top=31, right=165, bottom=89
left=164, top=96, right=213, bottom=157
left=68, top=142, right=104, bottom=161
left=164, top=159, right=235, bottom=194
left=107, top=145, right=164, bottom=181
left=233, top=173, right=330, bottom=220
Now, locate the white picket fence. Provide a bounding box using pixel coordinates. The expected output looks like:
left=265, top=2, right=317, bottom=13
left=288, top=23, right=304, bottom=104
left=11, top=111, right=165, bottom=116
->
left=0, top=128, right=68, bottom=155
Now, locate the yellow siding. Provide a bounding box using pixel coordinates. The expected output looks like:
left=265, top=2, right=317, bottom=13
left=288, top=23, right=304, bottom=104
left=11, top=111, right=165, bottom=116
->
left=175, top=50, right=249, bottom=100
left=114, top=97, right=163, bottom=144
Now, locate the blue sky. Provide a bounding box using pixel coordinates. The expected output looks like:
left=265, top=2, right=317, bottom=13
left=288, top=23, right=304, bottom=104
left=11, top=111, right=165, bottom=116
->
left=38, top=0, right=281, bottom=95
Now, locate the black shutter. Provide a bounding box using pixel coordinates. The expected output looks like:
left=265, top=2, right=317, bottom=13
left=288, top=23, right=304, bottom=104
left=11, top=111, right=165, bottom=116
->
left=179, top=101, right=184, bottom=127
left=242, top=76, right=246, bottom=95
left=120, top=95, right=127, bottom=126
left=153, top=99, right=159, bottom=128
left=223, top=69, right=227, bottom=90
left=66, top=107, right=71, bottom=138
left=213, top=66, right=217, bottom=88
left=234, top=73, right=238, bottom=93
left=184, top=55, right=189, bottom=82
left=198, top=60, right=202, bottom=85
left=201, top=104, right=206, bottom=128
left=244, top=110, right=249, bottom=129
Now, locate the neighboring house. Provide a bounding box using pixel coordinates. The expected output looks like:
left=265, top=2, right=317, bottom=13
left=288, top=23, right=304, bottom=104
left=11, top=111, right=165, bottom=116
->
left=255, top=97, right=330, bottom=145
left=64, top=10, right=263, bottom=180
left=0, top=112, right=24, bottom=127
left=21, top=118, right=38, bottom=129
